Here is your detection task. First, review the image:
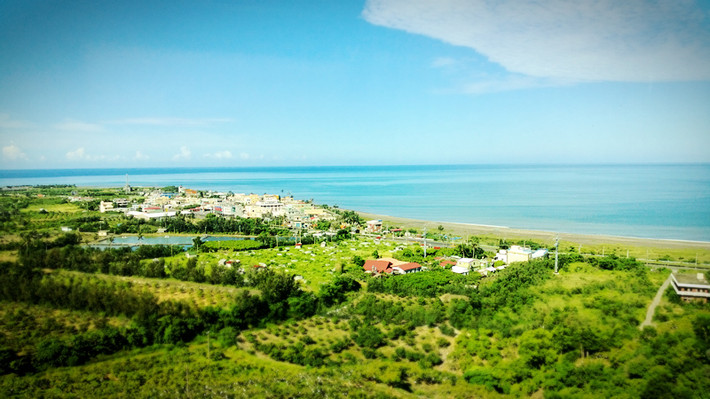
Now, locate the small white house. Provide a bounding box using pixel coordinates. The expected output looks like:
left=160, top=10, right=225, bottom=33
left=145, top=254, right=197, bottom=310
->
left=531, top=249, right=549, bottom=259
left=451, top=266, right=470, bottom=275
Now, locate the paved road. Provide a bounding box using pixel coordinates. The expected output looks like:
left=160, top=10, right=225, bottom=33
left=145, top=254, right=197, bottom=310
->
left=640, top=275, right=672, bottom=330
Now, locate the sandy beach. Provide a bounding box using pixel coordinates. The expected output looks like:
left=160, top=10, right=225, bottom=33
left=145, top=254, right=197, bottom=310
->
left=356, top=211, right=710, bottom=251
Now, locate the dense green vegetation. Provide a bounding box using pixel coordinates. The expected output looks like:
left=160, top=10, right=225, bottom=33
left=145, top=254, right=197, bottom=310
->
left=1, top=188, right=709, bottom=397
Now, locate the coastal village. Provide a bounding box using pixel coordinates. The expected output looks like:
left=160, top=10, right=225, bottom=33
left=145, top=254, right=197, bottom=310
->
left=84, top=183, right=557, bottom=279
left=39, top=183, right=708, bottom=298
left=97, top=184, right=336, bottom=230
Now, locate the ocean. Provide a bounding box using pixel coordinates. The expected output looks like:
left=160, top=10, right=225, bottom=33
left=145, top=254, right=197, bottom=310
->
left=2, top=164, right=709, bottom=242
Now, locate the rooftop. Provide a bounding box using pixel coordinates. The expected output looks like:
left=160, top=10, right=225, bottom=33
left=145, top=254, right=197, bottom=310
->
left=673, top=272, right=709, bottom=286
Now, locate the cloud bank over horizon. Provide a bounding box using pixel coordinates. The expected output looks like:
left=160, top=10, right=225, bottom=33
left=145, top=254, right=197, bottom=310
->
left=363, top=0, right=710, bottom=83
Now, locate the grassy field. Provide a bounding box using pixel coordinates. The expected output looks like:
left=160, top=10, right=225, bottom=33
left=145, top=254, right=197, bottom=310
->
left=0, top=301, right=131, bottom=355
left=187, top=238, right=415, bottom=291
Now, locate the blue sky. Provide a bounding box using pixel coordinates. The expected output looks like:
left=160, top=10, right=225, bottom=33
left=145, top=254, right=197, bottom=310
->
left=1, top=0, right=709, bottom=169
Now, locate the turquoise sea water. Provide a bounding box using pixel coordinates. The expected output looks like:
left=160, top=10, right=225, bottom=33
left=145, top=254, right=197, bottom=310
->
left=2, top=164, right=709, bottom=241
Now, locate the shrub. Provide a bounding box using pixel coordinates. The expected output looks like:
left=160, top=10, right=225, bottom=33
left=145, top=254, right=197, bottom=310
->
left=352, top=325, right=385, bottom=349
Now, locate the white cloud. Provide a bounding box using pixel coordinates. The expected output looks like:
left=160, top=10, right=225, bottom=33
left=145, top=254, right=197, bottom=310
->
left=133, top=151, right=149, bottom=160
left=66, top=147, right=87, bottom=160
left=173, top=146, right=192, bottom=161
left=462, top=74, right=574, bottom=94
left=363, top=0, right=710, bottom=82
left=65, top=147, right=118, bottom=161
left=0, top=114, right=32, bottom=129
left=109, top=117, right=233, bottom=127
left=238, top=152, right=265, bottom=161
left=205, top=150, right=233, bottom=160
left=2, top=144, right=28, bottom=160
left=54, top=119, right=104, bottom=132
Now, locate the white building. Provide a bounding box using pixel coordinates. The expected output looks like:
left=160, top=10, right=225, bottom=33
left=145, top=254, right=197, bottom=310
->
left=99, top=201, right=114, bottom=213
left=531, top=249, right=549, bottom=259
left=365, top=220, right=383, bottom=233
left=505, top=245, right=534, bottom=264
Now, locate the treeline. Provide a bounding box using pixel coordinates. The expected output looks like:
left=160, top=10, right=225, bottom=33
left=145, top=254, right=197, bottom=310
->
left=15, top=232, right=247, bottom=285
left=149, top=213, right=288, bottom=236
left=367, top=268, right=480, bottom=297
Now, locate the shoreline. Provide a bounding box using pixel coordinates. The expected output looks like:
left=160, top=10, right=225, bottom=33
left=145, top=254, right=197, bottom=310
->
left=355, top=211, right=710, bottom=251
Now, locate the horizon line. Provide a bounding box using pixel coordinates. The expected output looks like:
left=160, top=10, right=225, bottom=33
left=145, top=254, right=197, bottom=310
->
left=2, top=161, right=709, bottom=174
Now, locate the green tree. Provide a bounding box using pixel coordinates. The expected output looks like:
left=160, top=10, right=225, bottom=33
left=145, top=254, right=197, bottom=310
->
left=352, top=325, right=384, bottom=349
left=319, top=276, right=361, bottom=307
left=352, top=255, right=365, bottom=267
left=518, top=328, right=557, bottom=368
left=192, top=236, right=203, bottom=251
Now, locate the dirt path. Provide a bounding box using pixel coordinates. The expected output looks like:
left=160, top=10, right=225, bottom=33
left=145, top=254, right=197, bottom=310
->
left=640, top=275, right=672, bottom=329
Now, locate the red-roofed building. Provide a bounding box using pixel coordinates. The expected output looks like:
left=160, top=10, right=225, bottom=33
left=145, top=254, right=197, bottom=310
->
left=363, top=260, right=393, bottom=274
left=394, top=262, right=422, bottom=274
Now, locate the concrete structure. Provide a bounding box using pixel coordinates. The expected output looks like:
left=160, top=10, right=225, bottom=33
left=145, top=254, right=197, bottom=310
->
left=531, top=249, right=549, bottom=259
left=127, top=210, right=176, bottom=220
left=507, top=245, right=534, bottom=263
left=456, top=258, right=475, bottom=270
left=246, top=198, right=285, bottom=218
left=671, top=273, right=710, bottom=303
left=365, top=219, right=383, bottom=233
left=451, top=265, right=470, bottom=275
left=99, top=201, right=114, bottom=213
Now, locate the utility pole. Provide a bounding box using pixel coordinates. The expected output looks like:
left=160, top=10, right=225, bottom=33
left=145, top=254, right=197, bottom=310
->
left=423, top=227, right=427, bottom=258
left=554, top=234, right=560, bottom=274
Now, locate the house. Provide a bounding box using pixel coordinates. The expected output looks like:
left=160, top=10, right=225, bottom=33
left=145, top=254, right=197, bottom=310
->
left=378, top=257, right=407, bottom=267
left=393, top=262, right=422, bottom=274
left=495, top=245, right=535, bottom=265
left=507, top=245, right=534, bottom=263
left=365, top=220, right=383, bottom=233
left=99, top=201, right=114, bottom=213
left=531, top=249, right=549, bottom=259
left=363, top=259, right=393, bottom=274
left=456, top=258, right=475, bottom=269
left=451, top=265, right=470, bottom=275
left=671, top=273, right=710, bottom=303
left=363, top=257, right=422, bottom=275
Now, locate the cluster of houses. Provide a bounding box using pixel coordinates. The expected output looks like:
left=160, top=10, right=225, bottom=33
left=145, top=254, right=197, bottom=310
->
left=98, top=186, right=337, bottom=229
left=362, top=244, right=551, bottom=278
left=446, top=245, right=549, bottom=276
